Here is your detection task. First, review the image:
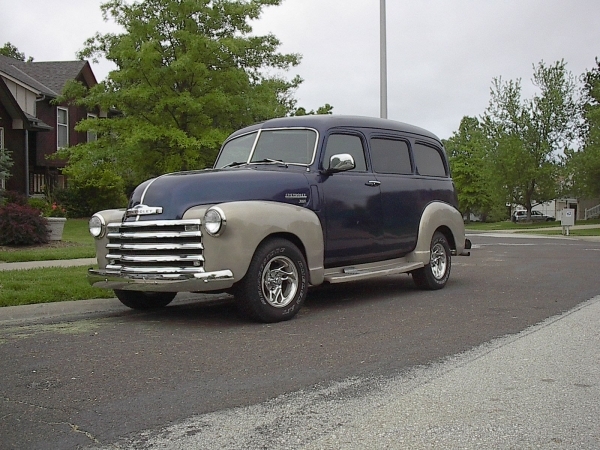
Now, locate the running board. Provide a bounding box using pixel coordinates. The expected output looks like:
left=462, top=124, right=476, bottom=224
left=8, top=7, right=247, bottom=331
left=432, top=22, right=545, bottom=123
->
left=324, top=261, right=424, bottom=284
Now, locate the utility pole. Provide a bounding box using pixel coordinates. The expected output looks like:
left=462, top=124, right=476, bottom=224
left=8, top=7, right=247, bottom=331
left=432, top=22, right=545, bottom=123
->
left=380, top=0, right=388, bottom=119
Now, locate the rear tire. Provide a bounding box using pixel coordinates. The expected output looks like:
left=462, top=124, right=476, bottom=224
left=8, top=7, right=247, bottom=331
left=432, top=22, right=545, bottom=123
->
left=114, top=290, right=176, bottom=309
left=412, top=231, right=451, bottom=290
left=235, top=238, right=308, bottom=323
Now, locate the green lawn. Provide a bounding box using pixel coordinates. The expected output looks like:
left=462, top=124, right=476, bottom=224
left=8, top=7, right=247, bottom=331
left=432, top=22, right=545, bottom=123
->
left=0, top=218, right=96, bottom=263
left=0, top=266, right=112, bottom=307
left=0, top=219, right=108, bottom=307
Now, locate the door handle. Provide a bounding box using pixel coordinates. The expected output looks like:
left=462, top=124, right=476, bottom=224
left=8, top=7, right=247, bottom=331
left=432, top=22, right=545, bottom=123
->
left=365, top=180, right=381, bottom=187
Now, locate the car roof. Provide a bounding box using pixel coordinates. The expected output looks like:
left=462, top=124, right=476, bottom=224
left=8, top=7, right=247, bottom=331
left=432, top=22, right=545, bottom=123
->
left=227, top=115, right=442, bottom=144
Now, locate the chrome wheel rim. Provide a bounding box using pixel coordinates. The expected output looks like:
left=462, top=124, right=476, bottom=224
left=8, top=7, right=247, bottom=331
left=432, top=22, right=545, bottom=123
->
left=261, top=255, right=299, bottom=308
left=430, top=242, right=448, bottom=280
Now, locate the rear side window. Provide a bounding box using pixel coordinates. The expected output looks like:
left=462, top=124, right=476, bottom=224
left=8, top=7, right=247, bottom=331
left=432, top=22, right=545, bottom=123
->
left=322, top=134, right=367, bottom=171
left=413, top=143, right=447, bottom=177
left=370, top=138, right=412, bottom=175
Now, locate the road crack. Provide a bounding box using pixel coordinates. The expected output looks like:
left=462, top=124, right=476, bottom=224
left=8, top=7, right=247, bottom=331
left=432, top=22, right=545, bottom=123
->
left=48, top=422, right=101, bottom=444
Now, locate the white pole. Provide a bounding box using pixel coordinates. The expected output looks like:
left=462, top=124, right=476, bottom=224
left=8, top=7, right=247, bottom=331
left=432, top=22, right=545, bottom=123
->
left=380, top=0, right=388, bottom=119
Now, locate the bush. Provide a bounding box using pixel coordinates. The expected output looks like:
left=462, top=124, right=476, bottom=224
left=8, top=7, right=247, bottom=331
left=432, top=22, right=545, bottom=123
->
left=54, top=184, right=127, bottom=218
left=27, top=197, right=47, bottom=213
left=2, top=190, right=28, bottom=206
left=28, top=196, right=68, bottom=217
left=0, top=203, right=49, bottom=245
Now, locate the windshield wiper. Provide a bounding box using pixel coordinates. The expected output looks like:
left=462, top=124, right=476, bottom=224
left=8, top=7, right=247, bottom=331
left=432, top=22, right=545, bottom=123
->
left=221, top=161, right=248, bottom=168
left=252, top=158, right=288, bottom=167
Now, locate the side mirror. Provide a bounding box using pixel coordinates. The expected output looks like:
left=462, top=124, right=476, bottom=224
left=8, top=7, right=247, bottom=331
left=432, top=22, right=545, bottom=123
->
left=325, top=153, right=355, bottom=174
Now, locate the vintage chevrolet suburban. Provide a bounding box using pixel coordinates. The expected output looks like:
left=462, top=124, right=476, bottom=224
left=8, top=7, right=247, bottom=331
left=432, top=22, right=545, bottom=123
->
left=88, top=115, right=470, bottom=322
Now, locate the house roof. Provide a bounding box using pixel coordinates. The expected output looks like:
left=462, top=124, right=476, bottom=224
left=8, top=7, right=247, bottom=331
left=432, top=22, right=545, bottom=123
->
left=0, top=76, right=52, bottom=130
left=0, top=55, right=96, bottom=98
left=0, top=55, right=54, bottom=96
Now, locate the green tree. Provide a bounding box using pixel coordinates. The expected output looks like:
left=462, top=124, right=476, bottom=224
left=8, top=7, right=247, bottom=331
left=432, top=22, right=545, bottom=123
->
left=0, top=42, right=33, bottom=61
left=482, top=60, right=579, bottom=219
left=292, top=103, right=333, bottom=116
left=444, top=116, right=501, bottom=221
left=59, top=0, right=316, bottom=194
left=567, top=59, right=600, bottom=198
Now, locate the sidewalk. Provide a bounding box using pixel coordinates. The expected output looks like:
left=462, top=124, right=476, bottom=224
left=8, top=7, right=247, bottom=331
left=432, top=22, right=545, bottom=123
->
left=466, top=223, right=600, bottom=242
left=468, top=223, right=600, bottom=233
left=303, top=295, right=600, bottom=449
left=0, top=257, right=96, bottom=271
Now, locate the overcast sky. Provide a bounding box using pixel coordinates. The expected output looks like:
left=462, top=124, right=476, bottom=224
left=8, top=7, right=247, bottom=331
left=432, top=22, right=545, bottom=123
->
left=2, top=0, right=599, bottom=139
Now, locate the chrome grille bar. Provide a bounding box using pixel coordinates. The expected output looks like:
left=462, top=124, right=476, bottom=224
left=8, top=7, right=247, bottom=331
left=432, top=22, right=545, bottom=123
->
left=104, top=219, right=204, bottom=277
left=107, top=231, right=202, bottom=240
left=106, top=254, right=204, bottom=263
left=106, top=243, right=204, bottom=251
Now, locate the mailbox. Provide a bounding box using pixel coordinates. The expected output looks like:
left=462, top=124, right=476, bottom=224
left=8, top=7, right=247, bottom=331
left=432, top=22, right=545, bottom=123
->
left=561, top=208, right=575, bottom=235
left=561, top=209, right=575, bottom=227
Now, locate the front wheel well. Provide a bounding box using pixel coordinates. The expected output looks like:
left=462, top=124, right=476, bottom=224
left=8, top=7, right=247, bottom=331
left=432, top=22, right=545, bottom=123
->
left=257, top=232, right=308, bottom=265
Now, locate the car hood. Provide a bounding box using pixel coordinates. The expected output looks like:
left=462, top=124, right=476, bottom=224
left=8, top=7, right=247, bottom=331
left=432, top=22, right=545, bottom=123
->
left=127, top=166, right=311, bottom=220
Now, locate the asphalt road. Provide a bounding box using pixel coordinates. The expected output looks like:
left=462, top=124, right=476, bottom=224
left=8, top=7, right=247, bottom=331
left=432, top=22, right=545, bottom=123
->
left=1, top=233, right=600, bottom=449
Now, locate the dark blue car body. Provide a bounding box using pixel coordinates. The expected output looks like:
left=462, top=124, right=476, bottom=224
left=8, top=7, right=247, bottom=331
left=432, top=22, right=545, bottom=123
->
left=90, top=115, right=467, bottom=322
left=128, top=115, right=458, bottom=268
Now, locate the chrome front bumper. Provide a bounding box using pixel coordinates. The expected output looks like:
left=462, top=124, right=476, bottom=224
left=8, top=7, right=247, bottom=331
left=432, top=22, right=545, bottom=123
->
left=88, top=268, right=235, bottom=292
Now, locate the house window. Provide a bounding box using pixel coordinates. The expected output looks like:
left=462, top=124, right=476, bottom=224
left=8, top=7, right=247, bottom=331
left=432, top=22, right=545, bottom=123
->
left=57, top=107, right=69, bottom=148
left=87, top=113, right=97, bottom=142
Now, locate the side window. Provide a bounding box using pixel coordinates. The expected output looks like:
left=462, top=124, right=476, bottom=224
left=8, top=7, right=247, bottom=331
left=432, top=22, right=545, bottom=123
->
left=322, top=134, right=367, bottom=171
left=370, top=138, right=412, bottom=175
left=413, top=143, right=447, bottom=177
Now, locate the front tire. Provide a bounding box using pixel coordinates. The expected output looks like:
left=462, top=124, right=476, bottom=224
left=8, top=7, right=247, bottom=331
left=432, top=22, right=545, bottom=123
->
left=412, top=231, right=451, bottom=290
left=114, top=290, right=176, bottom=309
left=235, top=238, right=308, bottom=323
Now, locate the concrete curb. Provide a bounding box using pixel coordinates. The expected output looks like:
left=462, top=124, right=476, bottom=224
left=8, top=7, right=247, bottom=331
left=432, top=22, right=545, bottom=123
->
left=0, top=297, right=123, bottom=324
left=0, top=258, right=97, bottom=271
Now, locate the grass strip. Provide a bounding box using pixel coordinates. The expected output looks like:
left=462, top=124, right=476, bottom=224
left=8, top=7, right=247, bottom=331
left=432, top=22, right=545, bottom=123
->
left=0, top=219, right=95, bottom=263
left=0, top=266, right=112, bottom=307
left=465, top=218, right=600, bottom=231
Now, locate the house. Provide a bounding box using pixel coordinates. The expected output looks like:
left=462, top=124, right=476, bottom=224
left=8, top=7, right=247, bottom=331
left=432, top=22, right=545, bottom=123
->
left=0, top=55, right=99, bottom=196
left=513, top=197, right=600, bottom=222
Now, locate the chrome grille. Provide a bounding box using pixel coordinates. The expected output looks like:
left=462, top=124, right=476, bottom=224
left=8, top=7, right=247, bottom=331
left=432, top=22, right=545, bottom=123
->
left=104, top=219, right=204, bottom=276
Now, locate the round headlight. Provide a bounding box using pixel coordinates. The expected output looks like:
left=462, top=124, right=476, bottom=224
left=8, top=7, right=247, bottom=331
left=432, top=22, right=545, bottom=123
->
left=204, top=207, right=226, bottom=236
left=89, top=214, right=106, bottom=238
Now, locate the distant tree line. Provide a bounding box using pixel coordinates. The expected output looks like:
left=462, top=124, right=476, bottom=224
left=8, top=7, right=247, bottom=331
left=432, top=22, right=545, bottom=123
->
left=444, top=60, right=600, bottom=221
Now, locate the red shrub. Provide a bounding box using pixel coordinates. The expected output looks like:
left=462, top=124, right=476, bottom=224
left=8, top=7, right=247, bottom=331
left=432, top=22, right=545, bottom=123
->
left=2, top=190, right=28, bottom=206
left=0, top=203, right=49, bottom=246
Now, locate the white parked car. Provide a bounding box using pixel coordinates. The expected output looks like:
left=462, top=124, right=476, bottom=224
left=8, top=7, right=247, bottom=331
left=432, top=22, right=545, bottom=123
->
left=512, top=210, right=555, bottom=223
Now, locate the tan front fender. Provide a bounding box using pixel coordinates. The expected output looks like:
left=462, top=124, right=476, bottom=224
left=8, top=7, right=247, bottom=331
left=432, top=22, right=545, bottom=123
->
left=183, top=201, right=325, bottom=286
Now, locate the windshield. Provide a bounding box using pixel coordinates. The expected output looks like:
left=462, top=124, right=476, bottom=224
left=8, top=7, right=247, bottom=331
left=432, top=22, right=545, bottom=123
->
left=214, top=128, right=318, bottom=168
left=214, top=132, right=257, bottom=169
